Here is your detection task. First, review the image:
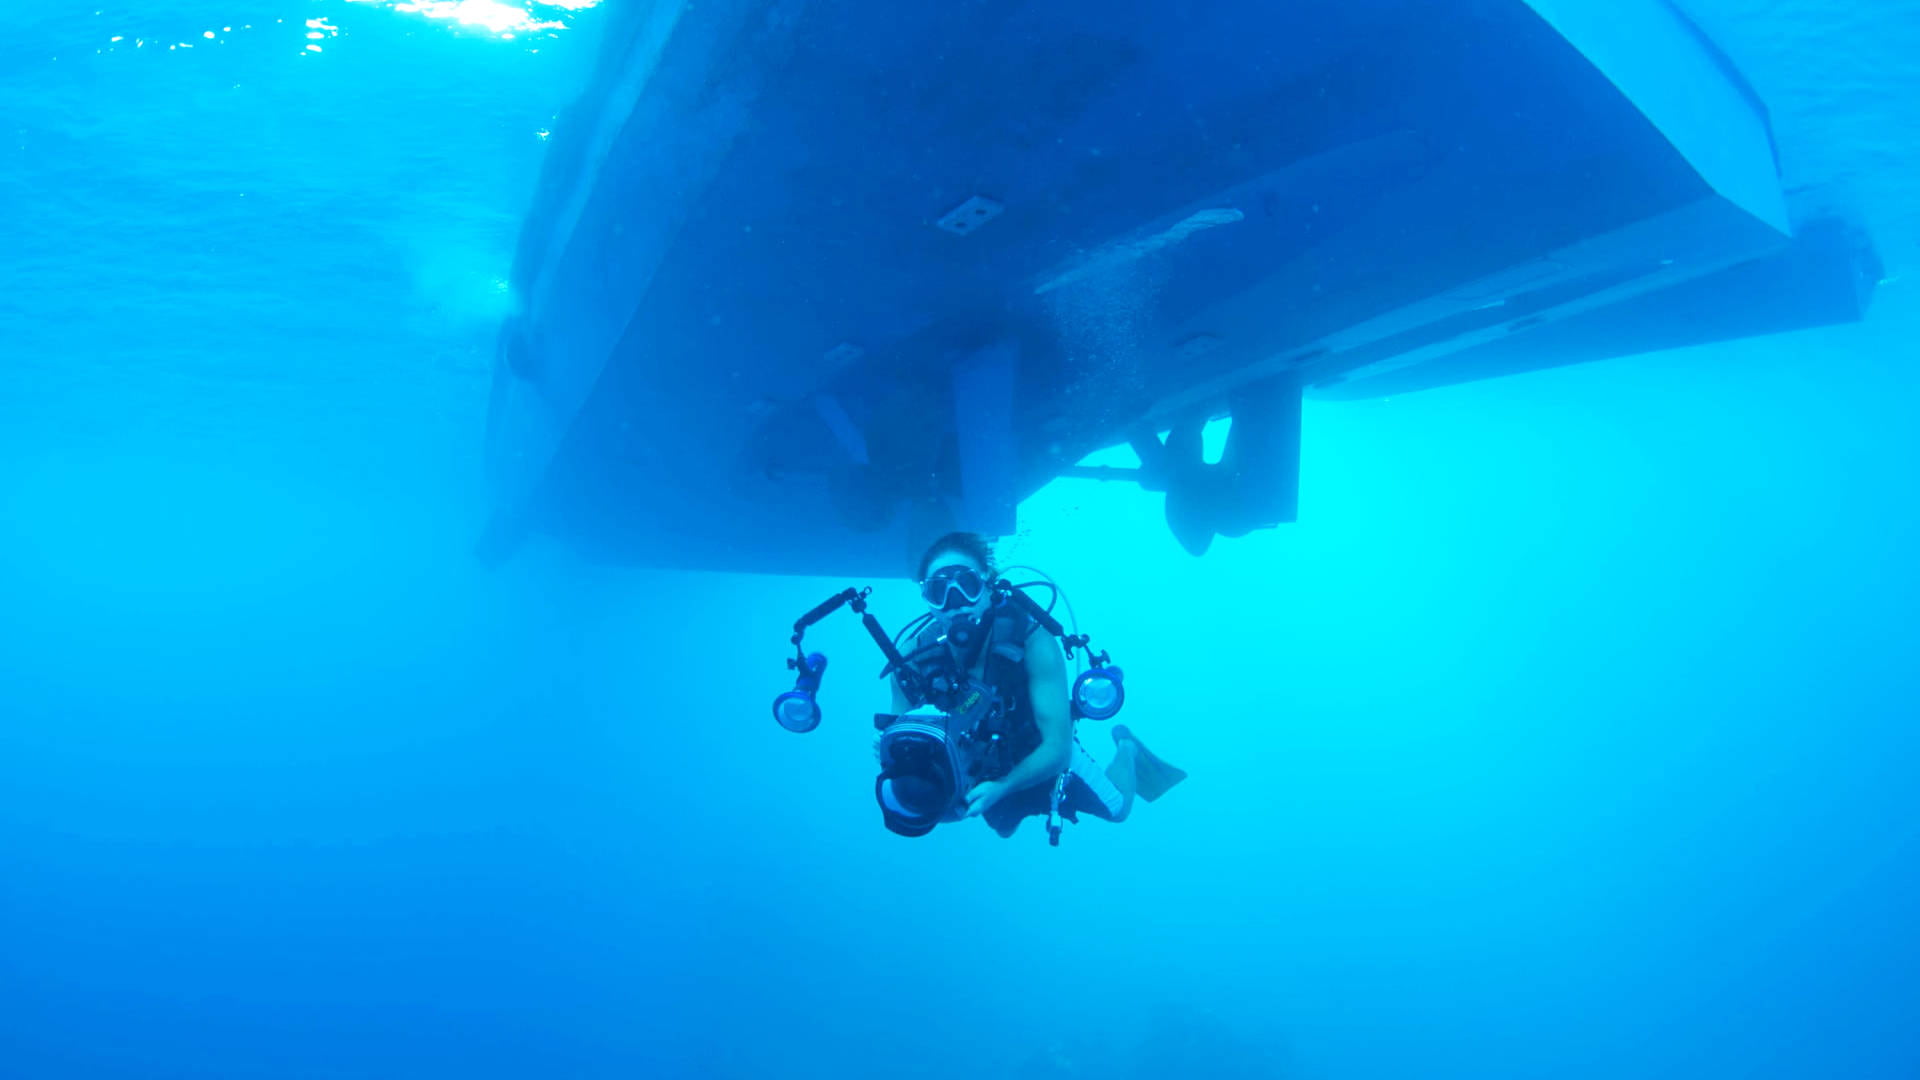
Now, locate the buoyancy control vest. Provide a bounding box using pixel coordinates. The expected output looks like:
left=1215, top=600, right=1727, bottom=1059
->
left=874, top=598, right=1040, bottom=836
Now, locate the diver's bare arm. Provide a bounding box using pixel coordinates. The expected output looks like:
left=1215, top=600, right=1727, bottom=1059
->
left=998, top=629, right=1074, bottom=793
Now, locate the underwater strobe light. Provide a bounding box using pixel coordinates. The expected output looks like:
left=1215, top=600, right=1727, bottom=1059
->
left=1071, top=665, right=1125, bottom=721
left=774, top=652, right=828, bottom=733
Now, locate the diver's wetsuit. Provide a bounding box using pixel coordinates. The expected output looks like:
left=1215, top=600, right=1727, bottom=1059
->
left=922, top=601, right=1123, bottom=839
left=983, top=735, right=1125, bottom=838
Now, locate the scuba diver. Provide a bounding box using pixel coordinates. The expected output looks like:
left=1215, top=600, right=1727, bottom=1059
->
left=774, top=530, right=1186, bottom=843
left=891, top=532, right=1186, bottom=838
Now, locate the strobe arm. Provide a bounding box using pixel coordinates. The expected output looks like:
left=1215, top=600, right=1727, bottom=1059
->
left=788, top=587, right=864, bottom=678
left=849, top=591, right=916, bottom=694
left=792, top=588, right=861, bottom=637
left=786, top=587, right=929, bottom=708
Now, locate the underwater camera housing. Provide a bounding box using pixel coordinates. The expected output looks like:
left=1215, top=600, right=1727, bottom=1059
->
left=872, top=694, right=1006, bottom=836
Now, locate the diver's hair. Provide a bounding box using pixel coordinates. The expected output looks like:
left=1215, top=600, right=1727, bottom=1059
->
left=916, top=531, right=996, bottom=581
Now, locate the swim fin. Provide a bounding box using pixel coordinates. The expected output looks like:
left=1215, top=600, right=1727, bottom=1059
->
left=1113, top=725, right=1188, bottom=802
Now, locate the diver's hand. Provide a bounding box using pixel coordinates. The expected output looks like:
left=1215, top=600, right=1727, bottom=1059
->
left=964, top=780, right=1010, bottom=818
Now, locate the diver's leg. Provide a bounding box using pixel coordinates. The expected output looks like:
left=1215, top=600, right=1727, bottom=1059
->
left=1104, top=734, right=1139, bottom=822
left=1057, top=737, right=1132, bottom=825
left=1053, top=731, right=1183, bottom=833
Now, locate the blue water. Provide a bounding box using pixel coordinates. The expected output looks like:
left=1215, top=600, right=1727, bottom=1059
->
left=2, top=2, right=1917, bottom=1078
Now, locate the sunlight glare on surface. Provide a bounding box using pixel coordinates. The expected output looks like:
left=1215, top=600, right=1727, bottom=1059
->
left=341, top=0, right=598, bottom=37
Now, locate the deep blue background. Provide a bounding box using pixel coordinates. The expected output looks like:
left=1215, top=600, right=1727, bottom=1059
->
left=2, top=3, right=1916, bottom=1078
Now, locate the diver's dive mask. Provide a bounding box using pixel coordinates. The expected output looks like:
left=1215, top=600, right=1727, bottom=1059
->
left=920, top=565, right=990, bottom=611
